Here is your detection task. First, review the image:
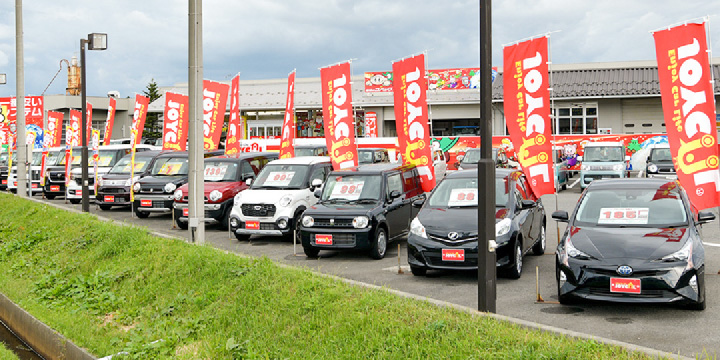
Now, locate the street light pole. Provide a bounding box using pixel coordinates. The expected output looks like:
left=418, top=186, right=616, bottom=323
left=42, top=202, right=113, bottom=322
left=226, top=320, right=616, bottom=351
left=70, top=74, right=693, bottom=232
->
left=15, top=0, right=27, bottom=198
left=188, top=0, right=205, bottom=244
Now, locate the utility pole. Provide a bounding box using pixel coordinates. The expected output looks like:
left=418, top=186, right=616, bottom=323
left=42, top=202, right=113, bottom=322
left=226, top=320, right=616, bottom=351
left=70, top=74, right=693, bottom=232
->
left=188, top=0, right=205, bottom=244
left=15, top=0, right=27, bottom=198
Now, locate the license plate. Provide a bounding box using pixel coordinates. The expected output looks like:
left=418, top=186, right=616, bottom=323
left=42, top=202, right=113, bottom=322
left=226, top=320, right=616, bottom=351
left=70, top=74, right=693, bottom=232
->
left=31, top=184, right=38, bottom=189
left=1, top=180, right=5, bottom=184
left=441, top=249, right=465, bottom=261
left=315, top=234, right=333, bottom=245
left=183, top=208, right=189, bottom=217
left=245, top=221, right=260, bottom=230
left=13, top=181, right=17, bottom=186
left=140, top=199, right=152, bottom=207
left=76, top=190, right=82, bottom=196
left=104, top=195, right=115, bottom=203
left=50, top=185, right=60, bottom=192
left=610, top=278, right=641, bottom=294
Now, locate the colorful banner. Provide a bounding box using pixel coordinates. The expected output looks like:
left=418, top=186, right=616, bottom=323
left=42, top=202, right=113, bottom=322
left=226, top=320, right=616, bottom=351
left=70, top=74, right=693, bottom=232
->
left=46, top=111, right=63, bottom=147
left=92, top=129, right=100, bottom=193
left=503, top=36, right=555, bottom=197
left=364, top=71, right=394, bottom=93
left=653, top=22, right=720, bottom=210
left=69, top=109, right=81, bottom=147
left=428, top=68, right=480, bottom=90
left=321, top=62, right=358, bottom=170
left=162, top=92, right=189, bottom=151
left=279, top=71, right=296, bottom=159
left=103, top=97, right=116, bottom=145
left=85, top=102, right=93, bottom=146
left=64, top=125, right=74, bottom=187
left=364, top=112, right=378, bottom=138
left=202, top=80, right=230, bottom=151
left=0, top=96, right=44, bottom=126
left=392, top=54, right=435, bottom=192
left=0, top=104, right=8, bottom=148
left=226, top=74, right=242, bottom=155
left=131, top=94, right=150, bottom=147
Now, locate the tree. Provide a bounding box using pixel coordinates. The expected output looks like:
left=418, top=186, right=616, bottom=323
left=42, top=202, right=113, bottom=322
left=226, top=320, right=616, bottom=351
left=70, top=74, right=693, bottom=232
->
left=142, top=78, right=162, bottom=140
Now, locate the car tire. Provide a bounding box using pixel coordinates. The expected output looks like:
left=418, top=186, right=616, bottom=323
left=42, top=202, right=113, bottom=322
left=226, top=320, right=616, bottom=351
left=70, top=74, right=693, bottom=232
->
left=410, top=265, right=427, bottom=277
left=303, top=246, right=320, bottom=258
left=506, top=240, right=523, bottom=279
left=45, top=194, right=56, bottom=200
left=531, top=224, right=546, bottom=255
left=70, top=199, right=80, bottom=204
left=234, top=233, right=250, bottom=241
left=176, top=219, right=188, bottom=230
left=219, top=207, right=231, bottom=229
left=99, top=204, right=112, bottom=211
left=369, top=227, right=388, bottom=260
left=134, top=210, right=149, bottom=218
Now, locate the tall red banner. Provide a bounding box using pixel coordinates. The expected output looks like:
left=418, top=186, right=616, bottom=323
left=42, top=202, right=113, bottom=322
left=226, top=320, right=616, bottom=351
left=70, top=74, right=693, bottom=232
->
left=503, top=36, right=555, bottom=197
left=69, top=109, right=81, bottom=147
left=46, top=111, right=63, bottom=147
left=131, top=94, right=150, bottom=147
left=654, top=23, right=720, bottom=210
left=364, top=112, right=378, bottom=138
left=103, top=97, right=116, bottom=145
left=202, top=80, right=229, bottom=151
left=0, top=96, right=44, bottom=126
left=392, top=54, right=435, bottom=192
left=225, top=74, right=242, bottom=155
left=321, top=62, right=358, bottom=169
left=279, top=71, right=296, bottom=159
left=162, top=92, right=189, bottom=151
left=85, top=102, right=93, bottom=146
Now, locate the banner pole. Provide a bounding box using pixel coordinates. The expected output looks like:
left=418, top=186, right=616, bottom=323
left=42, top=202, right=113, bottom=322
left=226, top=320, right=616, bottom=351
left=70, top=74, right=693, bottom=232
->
left=547, top=33, right=561, bottom=245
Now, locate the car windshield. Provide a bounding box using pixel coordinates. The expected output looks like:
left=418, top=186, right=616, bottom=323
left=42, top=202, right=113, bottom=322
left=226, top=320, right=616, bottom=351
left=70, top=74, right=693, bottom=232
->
left=204, top=161, right=238, bottom=182
left=321, top=174, right=382, bottom=202
left=46, top=150, right=64, bottom=166
left=574, top=185, right=688, bottom=227
left=583, top=146, right=624, bottom=162
left=649, top=148, right=672, bottom=162
left=358, top=150, right=375, bottom=164
left=428, top=177, right=483, bottom=208
left=295, top=147, right=321, bottom=157
left=0, top=152, right=8, bottom=166
left=150, top=157, right=188, bottom=176
left=252, top=164, right=310, bottom=189
left=109, top=155, right=154, bottom=174
left=460, top=149, right=482, bottom=164
left=96, top=150, right=125, bottom=167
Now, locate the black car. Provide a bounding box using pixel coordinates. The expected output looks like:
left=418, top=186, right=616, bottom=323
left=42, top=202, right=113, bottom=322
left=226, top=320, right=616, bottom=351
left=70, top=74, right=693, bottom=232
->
left=95, top=150, right=173, bottom=210
left=42, top=147, right=83, bottom=200
left=0, top=151, right=9, bottom=191
left=645, top=146, right=676, bottom=179
left=455, top=148, right=511, bottom=170
left=358, top=148, right=390, bottom=164
left=407, top=169, right=546, bottom=278
left=294, top=144, right=328, bottom=157
left=552, top=179, right=714, bottom=310
left=300, top=163, right=424, bottom=259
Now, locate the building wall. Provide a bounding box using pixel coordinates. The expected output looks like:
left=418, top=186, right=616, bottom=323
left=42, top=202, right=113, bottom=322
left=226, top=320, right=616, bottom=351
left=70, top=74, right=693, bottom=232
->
left=43, top=95, right=134, bottom=143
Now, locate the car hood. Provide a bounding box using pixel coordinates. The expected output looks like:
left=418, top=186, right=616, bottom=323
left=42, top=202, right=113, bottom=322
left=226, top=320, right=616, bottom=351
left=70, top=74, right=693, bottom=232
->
left=305, top=202, right=378, bottom=216
left=177, top=181, right=246, bottom=195
left=240, top=188, right=305, bottom=205
left=569, top=225, right=689, bottom=260
left=138, top=175, right=187, bottom=185
left=417, top=206, right=508, bottom=234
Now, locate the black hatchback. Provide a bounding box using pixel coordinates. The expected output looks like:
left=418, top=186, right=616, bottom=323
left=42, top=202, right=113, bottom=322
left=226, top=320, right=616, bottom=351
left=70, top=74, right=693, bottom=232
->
left=299, top=163, right=424, bottom=259
left=407, top=169, right=546, bottom=278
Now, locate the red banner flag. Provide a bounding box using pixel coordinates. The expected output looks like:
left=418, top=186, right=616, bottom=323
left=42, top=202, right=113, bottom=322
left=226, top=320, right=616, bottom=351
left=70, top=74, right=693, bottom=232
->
left=162, top=92, right=189, bottom=151
left=503, top=36, right=555, bottom=197
left=103, top=97, right=116, bottom=145
left=46, top=111, right=63, bottom=147
left=226, top=74, right=242, bottom=155
left=654, top=22, right=720, bottom=210
left=364, top=112, right=378, bottom=138
left=321, top=62, right=358, bottom=169
left=279, top=71, right=296, bottom=159
left=0, top=96, right=44, bottom=126
left=64, top=121, right=75, bottom=187
left=393, top=54, right=435, bottom=192
left=202, top=80, right=229, bottom=151
left=131, top=94, right=150, bottom=147
left=85, top=102, right=93, bottom=146
left=69, top=109, right=82, bottom=146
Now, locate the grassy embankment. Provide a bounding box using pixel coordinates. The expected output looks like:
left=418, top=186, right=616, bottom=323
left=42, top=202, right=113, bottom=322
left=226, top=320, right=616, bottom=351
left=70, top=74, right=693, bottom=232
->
left=0, top=344, right=19, bottom=360
left=0, top=193, right=661, bottom=359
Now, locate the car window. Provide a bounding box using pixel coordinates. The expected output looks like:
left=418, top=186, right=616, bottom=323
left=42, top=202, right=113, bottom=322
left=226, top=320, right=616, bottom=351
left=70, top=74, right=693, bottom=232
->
left=204, top=161, right=239, bottom=182
left=240, top=161, right=255, bottom=180
left=428, top=177, right=478, bottom=208
left=650, top=148, right=672, bottom=162
left=514, top=189, right=523, bottom=210
left=253, top=164, right=310, bottom=189
left=309, top=165, right=329, bottom=184
left=386, top=173, right=403, bottom=197
left=321, top=174, right=382, bottom=200
left=401, top=169, right=418, bottom=192
left=574, top=187, right=688, bottom=227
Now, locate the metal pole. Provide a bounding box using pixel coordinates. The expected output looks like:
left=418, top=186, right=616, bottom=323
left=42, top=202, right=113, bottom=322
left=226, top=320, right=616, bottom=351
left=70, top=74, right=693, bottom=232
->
left=80, top=39, right=90, bottom=212
left=188, top=0, right=205, bottom=244
left=477, top=0, right=496, bottom=313
left=15, top=0, right=27, bottom=198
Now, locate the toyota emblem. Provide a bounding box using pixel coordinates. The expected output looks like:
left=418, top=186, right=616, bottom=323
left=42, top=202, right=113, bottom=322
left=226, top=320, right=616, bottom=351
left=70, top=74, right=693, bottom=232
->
left=330, top=219, right=335, bottom=225
left=616, top=265, right=633, bottom=276
left=448, top=232, right=459, bottom=240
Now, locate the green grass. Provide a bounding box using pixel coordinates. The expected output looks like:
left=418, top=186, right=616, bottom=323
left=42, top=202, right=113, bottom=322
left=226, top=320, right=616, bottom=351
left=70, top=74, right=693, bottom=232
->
left=0, top=192, right=660, bottom=359
left=0, top=343, right=19, bottom=360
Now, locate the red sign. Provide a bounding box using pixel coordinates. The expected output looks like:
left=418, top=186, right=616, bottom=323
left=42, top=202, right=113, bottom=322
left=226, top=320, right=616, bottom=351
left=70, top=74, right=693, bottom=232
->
left=1, top=180, right=5, bottom=185
left=654, top=22, right=720, bottom=210
left=442, top=249, right=465, bottom=261
left=321, top=62, right=358, bottom=170
left=50, top=185, right=60, bottom=192
left=0, top=96, right=44, bottom=125
left=104, top=195, right=115, bottom=203
left=315, top=234, right=333, bottom=245
left=226, top=75, right=242, bottom=155
left=503, top=36, right=555, bottom=197
left=140, top=199, right=152, bottom=207
left=76, top=189, right=82, bottom=196
left=610, top=278, right=641, bottom=294
left=364, top=112, right=378, bottom=138
left=103, top=97, right=116, bottom=145
left=131, top=94, right=150, bottom=147
left=181, top=208, right=188, bottom=217
left=245, top=221, right=260, bottom=230
left=31, top=183, right=38, bottom=189
left=202, top=80, right=229, bottom=151
left=163, top=92, right=189, bottom=151
left=364, top=71, right=394, bottom=93
left=393, top=54, right=435, bottom=192
left=69, top=110, right=81, bottom=146
left=85, top=102, right=93, bottom=146
left=46, top=111, right=63, bottom=147
left=279, top=71, right=296, bottom=159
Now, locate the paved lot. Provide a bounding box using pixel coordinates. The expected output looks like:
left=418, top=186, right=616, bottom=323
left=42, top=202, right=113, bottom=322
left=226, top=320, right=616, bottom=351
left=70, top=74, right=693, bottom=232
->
left=34, top=178, right=720, bottom=358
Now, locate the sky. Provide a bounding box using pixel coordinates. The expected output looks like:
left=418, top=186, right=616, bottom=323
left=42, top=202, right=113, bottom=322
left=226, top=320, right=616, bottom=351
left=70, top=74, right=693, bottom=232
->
left=1, top=0, right=720, bottom=99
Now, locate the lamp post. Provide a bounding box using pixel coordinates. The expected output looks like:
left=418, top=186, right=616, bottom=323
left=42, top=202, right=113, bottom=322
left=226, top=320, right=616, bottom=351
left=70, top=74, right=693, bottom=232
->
left=0, top=74, right=6, bottom=84
left=80, top=33, right=107, bottom=212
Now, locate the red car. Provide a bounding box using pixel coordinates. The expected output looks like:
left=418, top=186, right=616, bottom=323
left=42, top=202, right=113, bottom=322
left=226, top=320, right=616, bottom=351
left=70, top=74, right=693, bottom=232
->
left=172, top=152, right=277, bottom=229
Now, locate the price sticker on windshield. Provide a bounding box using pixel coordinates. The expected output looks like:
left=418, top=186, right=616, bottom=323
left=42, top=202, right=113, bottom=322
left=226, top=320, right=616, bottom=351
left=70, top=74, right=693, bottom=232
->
left=448, top=188, right=478, bottom=206
left=158, top=162, right=183, bottom=175
left=121, top=161, right=146, bottom=172
left=97, top=155, right=114, bottom=167
left=204, top=164, right=229, bottom=181
left=330, top=180, right=364, bottom=200
left=598, top=208, right=649, bottom=224
left=265, top=171, right=295, bottom=186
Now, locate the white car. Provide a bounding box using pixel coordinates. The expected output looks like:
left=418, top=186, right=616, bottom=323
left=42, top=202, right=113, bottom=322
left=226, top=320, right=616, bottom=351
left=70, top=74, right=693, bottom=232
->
left=7, top=149, right=48, bottom=195
left=228, top=156, right=332, bottom=241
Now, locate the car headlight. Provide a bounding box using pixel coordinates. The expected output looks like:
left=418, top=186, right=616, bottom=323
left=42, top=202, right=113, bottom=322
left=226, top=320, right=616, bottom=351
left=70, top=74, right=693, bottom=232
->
left=279, top=195, right=293, bottom=207
left=209, top=190, right=222, bottom=202
left=660, top=239, right=692, bottom=262
left=125, top=175, right=140, bottom=187
left=302, top=215, right=314, bottom=227
left=565, top=238, right=592, bottom=260
left=613, top=164, right=624, bottom=172
left=133, top=182, right=141, bottom=192
left=229, top=217, right=239, bottom=228
left=233, top=192, right=243, bottom=207
left=277, top=218, right=288, bottom=229
left=69, top=172, right=76, bottom=180
left=495, top=218, right=512, bottom=237
left=174, top=189, right=183, bottom=201
left=410, top=217, right=427, bottom=238
left=164, top=182, right=177, bottom=193
left=647, top=164, right=658, bottom=173
left=352, top=216, right=369, bottom=229
left=97, top=176, right=104, bottom=187
left=581, top=164, right=589, bottom=171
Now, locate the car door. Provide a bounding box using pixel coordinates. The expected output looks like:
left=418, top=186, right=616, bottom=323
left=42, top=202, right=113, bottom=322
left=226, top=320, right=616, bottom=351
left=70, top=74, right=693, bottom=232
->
left=517, top=176, right=542, bottom=246
left=384, top=172, right=409, bottom=238
left=512, top=181, right=533, bottom=252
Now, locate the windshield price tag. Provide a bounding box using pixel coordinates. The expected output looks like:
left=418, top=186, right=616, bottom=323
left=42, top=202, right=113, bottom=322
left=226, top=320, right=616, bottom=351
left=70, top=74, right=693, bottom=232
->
left=98, top=155, right=114, bottom=167
left=598, top=208, right=649, bottom=224
left=158, top=162, right=183, bottom=175
left=204, top=165, right=228, bottom=181
left=265, top=171, right=295, bottom=186
left=448, top=188, right=478, bottom=206
left=330, top=180, right=364, bottom=200
left=122, top=161, right=146, bottom=172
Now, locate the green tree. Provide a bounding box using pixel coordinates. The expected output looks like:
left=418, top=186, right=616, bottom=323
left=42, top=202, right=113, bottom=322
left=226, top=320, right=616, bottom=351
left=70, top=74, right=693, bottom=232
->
left=142, top=78, right=162, bottom=140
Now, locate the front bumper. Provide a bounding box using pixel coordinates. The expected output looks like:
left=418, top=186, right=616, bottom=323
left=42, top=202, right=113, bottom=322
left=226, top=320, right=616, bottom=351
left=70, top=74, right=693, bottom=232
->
left=580, top=171, right=624, bottom=188
left=173, top=199, right=232, bottom=223
left=96, top=187, right=132, bottom=206
left=300, top=225, right=374, bottom=251
left=66, top=182, right=96, bottom=199
left=133, top=194, right=175, bottom=213
left=229, top=214, right=293, bottom=237
left=407, top=233, right=515, bottom=270
left=646, top=172, right=677, bottom=180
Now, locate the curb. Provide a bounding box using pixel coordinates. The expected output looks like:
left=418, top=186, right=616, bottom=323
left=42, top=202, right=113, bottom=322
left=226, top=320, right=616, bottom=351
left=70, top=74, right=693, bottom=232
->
left=13, top=195, right=693, bottom=359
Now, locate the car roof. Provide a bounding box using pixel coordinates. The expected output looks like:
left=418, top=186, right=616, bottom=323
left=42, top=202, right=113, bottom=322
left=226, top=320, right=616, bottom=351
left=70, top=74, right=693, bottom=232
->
left=445, top=168, right=520, bottom=179
left=267, top=156, right=331, bottom=165
left=358, top=147, right=388, bottom=152
left=295, top=145, right=327, bottom=149
left=586, top=178, right=676, bottom=190
left=208, top=152, right=278, bottom=160
left=332, top=162, right=414, bottom=174
left=98, top=144, right=153, bottom=150
left=584, top=141, right=624, bottom=147
left=650, top=144, right=671, bottom=149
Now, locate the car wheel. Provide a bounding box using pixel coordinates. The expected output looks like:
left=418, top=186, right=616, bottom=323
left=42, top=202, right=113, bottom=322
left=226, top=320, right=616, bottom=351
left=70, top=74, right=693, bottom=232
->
left=284, top=214, right=301, bottom=242
left=506, top=240, right=523, bottom=279
left=685, top=274, right=706, bottom=311
left=45, top=194, right=56, bottom=200
left=176, top=219, right=188, bottom=230
left=410, top=265, right=427, bottom=277
left=532, top=224, right=546, bottom=255
left=70, top=199, right=80, bottom=204
left=99, top=204, right=112, bottom=211
left=219, top=207, right=231, bottom=229
left=370, top=227, right=387, bottom=260
left=303, top=246, right=320, bottom=258
left=134, top=210, right=150, bottom=218
left=234, top=233, right=250, bottom=241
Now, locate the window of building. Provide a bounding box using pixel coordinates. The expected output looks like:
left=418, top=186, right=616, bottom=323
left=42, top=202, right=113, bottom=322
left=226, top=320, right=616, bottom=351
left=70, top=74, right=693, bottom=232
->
left=552, top=105, right=598, bottom=135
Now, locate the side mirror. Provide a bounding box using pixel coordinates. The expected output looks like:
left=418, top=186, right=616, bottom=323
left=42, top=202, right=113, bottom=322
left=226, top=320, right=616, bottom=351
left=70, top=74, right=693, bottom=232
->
left=245, top=178, right=253, bottom=186
left=552, top=210, right=569, bottom=223
left=314, top=189, right=322, bottom=198
left=389, top=190, right=402, bottom=200
left=521, top=199, right=536, bottom=209
left=412, top=198, right=425, bottom=208
left=697, top=211, right=716, bottom=224
left=311, top=178, right=323, bottom=189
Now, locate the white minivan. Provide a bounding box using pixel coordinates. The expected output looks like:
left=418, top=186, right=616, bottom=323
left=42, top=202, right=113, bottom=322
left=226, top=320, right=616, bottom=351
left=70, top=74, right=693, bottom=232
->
left=228, top=156, right=332, bottom=241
